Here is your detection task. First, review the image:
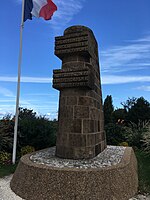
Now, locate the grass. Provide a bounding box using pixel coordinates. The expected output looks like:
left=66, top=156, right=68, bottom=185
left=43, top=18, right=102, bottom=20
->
left=0, top=163, right=17, bottom=178
left=135, top=150, right=150, bottom=194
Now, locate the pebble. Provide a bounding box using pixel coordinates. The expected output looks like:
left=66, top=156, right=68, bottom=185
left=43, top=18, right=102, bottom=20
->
left=30, top=145, right=126, bottom=169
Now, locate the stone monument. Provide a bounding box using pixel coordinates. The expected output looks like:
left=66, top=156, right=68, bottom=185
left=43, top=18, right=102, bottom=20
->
left=53, top=26, right=106, bottom=159
left=10, top=26, right=138, bottom=200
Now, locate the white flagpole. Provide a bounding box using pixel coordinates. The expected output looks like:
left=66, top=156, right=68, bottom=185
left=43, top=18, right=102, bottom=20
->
left=12, top=0, right=25, bottom=164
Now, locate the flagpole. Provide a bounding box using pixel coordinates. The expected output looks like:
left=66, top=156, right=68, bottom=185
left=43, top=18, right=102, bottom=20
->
left=12, top=0, right=25, bottom=164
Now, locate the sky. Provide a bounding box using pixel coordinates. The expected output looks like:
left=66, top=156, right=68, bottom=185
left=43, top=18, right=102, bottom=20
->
left=0, top=0, right=150, bottom=119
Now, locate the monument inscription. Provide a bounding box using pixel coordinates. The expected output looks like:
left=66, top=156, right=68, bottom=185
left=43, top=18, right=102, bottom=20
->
left=53, top=26, right=106, bottom=159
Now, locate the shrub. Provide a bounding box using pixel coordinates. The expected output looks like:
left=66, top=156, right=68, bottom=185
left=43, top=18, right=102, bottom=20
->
left=105, top=123, right=132, bottom=146
left=103, top=95, right=114, bottom=125
left=21, top=145, right=35, bottom=156
left=18, top=108, right=57, bottom=150
left=0, top=151, right=11, bottom=165
left=141, top=124, right=150, bottom=153
left=0, top=118, right=14, bottom=152
left=126, top=121, right=150, bottom=149
left=119, top=142, right=129, bottom=147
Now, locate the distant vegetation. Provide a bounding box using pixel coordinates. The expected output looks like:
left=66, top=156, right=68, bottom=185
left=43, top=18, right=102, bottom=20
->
left=0, top=96, right=150, bottom=162
left=0, top=107, right=57, bottom=165
left=104, top=96, right=150, bottom=193
left=0, top=97, right=150, bottom=193
left=104, top=96, right=150, bottom=151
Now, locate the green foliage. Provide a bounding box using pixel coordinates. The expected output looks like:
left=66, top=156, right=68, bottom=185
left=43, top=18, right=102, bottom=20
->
left=122, top=97, right=150, bottom=126
left=18, top=108, right=57, bottom=150
left=125, top=121, right=149, bottom=149
left=141, top=122, right=150, bottom=153
left=0, top=117, right=14, bottom=152
left=121, top=97, right=137, bottom=112
left=142, top=132, right=150, bottom=153
left=112, top=108, right=127, bottom=123
left=0, top=108, right=57, bottom=157
left=119, top=142, right=129, bottom=147
left=21, top=145, right=35, bottom=156
left=19, top=108, right=36, bottom=119
left=105, top=123, right=132, bottom=145
left=104, top=96, right=150, bottom=149
left=0, top=164, right=17, bottom=178
left=0, top=151, right=11, bottom=165
left=135, top=150, right=150, bottom=193
left=103, top=95, right=114, bottom=125
left=128, top=97, right=150, bottom=126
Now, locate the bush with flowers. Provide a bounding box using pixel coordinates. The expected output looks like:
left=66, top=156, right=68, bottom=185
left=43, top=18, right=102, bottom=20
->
left=20, top=145, right=35, bottom=156
left=0, top=151, right=11, bottom=165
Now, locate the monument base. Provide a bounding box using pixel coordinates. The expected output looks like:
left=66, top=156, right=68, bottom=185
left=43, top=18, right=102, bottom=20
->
left=10, top=146, right=138, bottom=200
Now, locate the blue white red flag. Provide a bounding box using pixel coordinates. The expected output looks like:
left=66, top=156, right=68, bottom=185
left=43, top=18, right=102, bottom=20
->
left=24, top=0, right=57, bottom=22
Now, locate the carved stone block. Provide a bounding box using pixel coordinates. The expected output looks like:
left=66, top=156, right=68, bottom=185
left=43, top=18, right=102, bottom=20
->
left=53, top=26, right=106, bottom=159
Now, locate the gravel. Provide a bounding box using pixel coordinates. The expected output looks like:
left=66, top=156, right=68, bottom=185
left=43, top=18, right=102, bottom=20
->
left=30, top=145, right=126, bottom=169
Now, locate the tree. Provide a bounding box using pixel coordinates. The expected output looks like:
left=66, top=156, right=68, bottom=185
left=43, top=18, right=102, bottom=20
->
left=129, top=97, right=150, bottom=125
left=121, top=97, right=137, bottom=112
left=103, top=95, right=114, bottom=125
left=19, top=108, right=36, bottom=120
left=105, top=123, right=132, bottom=145
left=0, top=116, right=14, bottom=152
left=122, top=97, right=150, bottom=126
left=120, top=97, right=150, bottom=148
left=112, top=108, right=127, bottom=123
left=18, top=108, right=57, bottom=150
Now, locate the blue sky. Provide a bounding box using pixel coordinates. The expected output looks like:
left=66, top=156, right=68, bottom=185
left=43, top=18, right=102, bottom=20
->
left=0, top=0, right=150, bottom=119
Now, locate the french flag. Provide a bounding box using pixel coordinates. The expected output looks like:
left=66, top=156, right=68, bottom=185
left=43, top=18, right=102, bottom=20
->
left=24, top=0, right=57, bottom=22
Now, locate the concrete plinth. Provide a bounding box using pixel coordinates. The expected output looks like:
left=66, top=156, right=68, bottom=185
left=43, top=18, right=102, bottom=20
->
left=10, top=147, right=138, bottom=200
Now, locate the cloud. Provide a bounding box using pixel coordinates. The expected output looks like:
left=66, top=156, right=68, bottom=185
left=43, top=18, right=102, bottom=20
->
left=1, top=74, right=150, bottom=85
left=0, top=104, right=15, bottom=119
left=49, top=0, right=85, bottom=31
left=101, top=75, right=150, bottom=85
left=25, top=93, right=52, bottom=96
left=0, top=76, right=52, bottom=83
left=135, top=85, right=150, bottom=92
left=126, top=35, right=150, bottom=43
left=0, top=99, right=15, bottom=103
left=100, top=35, right=150, bottom=73
left=0, top=92, right=58, bottom=118
left=0, top=111, right=12, bottom=117
left=0, top=86, right=14, bottom=97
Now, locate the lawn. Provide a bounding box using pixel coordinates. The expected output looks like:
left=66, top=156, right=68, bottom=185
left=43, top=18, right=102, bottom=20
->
left=135, top=150, right=150, bottom=194
left=0, top=163, right=17, bottom=178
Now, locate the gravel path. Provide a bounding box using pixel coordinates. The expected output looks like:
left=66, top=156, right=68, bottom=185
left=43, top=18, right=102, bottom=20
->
left=129, top=195, right=150, bottom=200
left=0, top=175, right=150, bottom=200
left=0, top=175, right=23, bottom=200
